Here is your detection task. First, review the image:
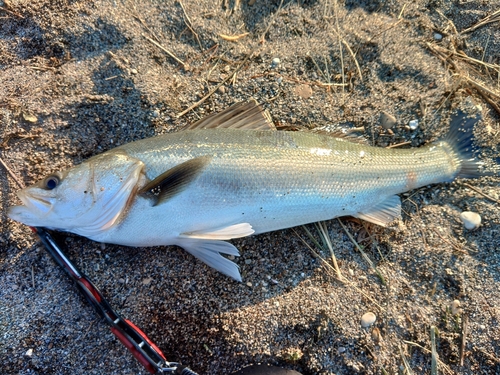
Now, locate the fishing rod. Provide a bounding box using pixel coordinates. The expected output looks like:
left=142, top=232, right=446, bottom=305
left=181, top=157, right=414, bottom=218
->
left=33, top=226, right=198, bottom=375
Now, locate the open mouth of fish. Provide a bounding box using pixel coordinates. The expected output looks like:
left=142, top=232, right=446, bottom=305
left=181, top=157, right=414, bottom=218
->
left=7, top=191, right=53, bottom=226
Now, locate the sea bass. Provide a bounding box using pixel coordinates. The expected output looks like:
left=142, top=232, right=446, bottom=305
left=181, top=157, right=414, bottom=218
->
left=8, top=101, right=493, bottom=281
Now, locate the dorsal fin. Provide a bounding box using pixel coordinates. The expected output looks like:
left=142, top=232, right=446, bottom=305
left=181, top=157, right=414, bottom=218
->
left=311, top=129, right=370, bottom=145
left=138, top=156, right=211, bottom=206
left=183, top=99, right=275, bottom=131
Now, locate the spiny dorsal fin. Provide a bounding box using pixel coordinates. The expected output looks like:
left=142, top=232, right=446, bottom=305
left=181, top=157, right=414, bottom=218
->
left=138, top=156, right=211, bottom=206
left=183, top=99, right=275, bottom=131
left=311, top=129, right=370, bottom=145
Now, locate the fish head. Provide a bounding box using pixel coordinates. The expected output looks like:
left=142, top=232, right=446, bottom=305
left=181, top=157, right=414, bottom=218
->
left=8, top=151, right=145, bottom=237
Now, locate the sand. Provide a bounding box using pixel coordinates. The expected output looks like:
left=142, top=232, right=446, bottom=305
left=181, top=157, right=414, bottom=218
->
left=1, top=1, right=499, bottom=374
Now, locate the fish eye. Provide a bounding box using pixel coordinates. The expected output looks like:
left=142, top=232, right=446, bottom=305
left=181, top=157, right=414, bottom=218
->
left=44, top=174, right=60, bottom=190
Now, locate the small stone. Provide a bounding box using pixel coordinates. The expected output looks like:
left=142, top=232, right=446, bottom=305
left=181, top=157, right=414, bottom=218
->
left=22, top=112, right=38, bottom=123
left=380, top=111, right=397, bottom=129
left=244, top=259, right=252, bottom=265
left=371, top=327, right=382, bottom=343
left=337, top=347, right=346, bottom=354
left=271, top=57, right=280, bottom=68
left=294, top=84, right=313, bottom=99
left=142, top=277, right=152, bottom=285
left=130, top=68, right=138, bottom=75
left=361, top=312, right=377, bottom=328
left=246, top=282, right=253, bottom=287
left=460, top=211, right=481, bottom=230
left=218, top=85, right=226, bottom=94
left=409, top=119, right=419, bottom=130
left=25, top=349, right=33, bottom=357
left=451, top=300, right=462, bottom=315
left=434, top=32, right=443, bottom=41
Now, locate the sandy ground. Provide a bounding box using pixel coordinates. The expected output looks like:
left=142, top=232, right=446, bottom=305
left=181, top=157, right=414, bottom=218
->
left=1, top=0, right=500, bottom=374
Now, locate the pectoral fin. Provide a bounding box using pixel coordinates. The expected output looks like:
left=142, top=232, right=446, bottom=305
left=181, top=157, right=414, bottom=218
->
left=355, top=195, right=401, bottom=226
left=181, top=223, right=254, bottom=240
left=138, top=156, right=211, bottom=206
left=176, top=238, right=242, bottom=281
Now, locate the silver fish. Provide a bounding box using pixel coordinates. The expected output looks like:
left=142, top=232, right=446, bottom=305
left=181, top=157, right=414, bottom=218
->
left=7, top=100, right=494, bottom=280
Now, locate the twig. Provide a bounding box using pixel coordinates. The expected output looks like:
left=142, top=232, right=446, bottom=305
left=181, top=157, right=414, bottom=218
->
left=0, top=155, right=25, bottom=189
left=403, top=340, right=454, bottom=375
left=333, top=0, right=345, bottom=100
left=399, top=345, right=413, bottom=375
left=0, top=5, right=24, bottom=18
left=463, top=183, right=500, bottom=204
left=32, top=265, right=35, bottom=289
left=386, top=141, right=411, bottom=149
left=460, top=314, right=468, bottom=366
left=316, top=222, right=343, bottom=281
left=338, top=219, right=387, bottom=286
left=430, top=326, right=438, bottom=375
left=143, top=34, right=186, bottom=67
left=178, top=0, right=203, bottom=50
left=177, top=0, right=284, bottom=118
left=431, top=228, right=467, bottom=254
left=342, top=39, right=363, bottom=81
left=175, top=50, right=253, bottom=118
left=460, top=10, right=500, bottom=35
left=292, top=227, right=383, bottom=309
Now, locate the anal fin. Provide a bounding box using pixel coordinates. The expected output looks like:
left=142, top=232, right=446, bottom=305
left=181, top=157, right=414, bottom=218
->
left=355, top=195, right=401, bottom=226
left=176, top=239, right=242, bottom=281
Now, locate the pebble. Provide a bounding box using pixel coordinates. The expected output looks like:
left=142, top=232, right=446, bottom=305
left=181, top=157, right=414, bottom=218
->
left=294, top=84, right=313, bottom=99
left=380, top=111, right=397, bottom=129
left=409, top=119, right=419, bottom=130
left=130, top=68, right=138, bottom=75
left=460, top=211, right=481, bottom=230
left=451, top=300, right=462, bottom=315
left=271, top=57, right=281, bottom=68
left=361, top=312, right=377, bottom=328
left=434, top=32, right=443, bottom=41
left=25, top=349, right=33, bottom=357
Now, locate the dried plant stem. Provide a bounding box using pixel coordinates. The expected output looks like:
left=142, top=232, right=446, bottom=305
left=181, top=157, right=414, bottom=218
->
left=143, top=35, right=186, bottom=67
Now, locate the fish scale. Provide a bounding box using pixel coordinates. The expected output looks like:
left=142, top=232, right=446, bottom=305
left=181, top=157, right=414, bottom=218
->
left=8, top=101, right=492, bottom=281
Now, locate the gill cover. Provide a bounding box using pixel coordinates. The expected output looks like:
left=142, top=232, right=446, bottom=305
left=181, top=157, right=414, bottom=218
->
left=8, top=152, right=145, bottom=237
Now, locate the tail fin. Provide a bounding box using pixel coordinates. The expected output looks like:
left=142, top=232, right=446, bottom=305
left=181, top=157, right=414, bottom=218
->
left=443, top=109, right=496, bottom=179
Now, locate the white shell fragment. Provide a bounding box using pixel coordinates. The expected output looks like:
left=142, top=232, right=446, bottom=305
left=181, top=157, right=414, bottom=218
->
left=409, top=119, right=419, bottom=130
left=459, top=211, right=481, bottom=230
left=361, top=312, right=377, bottom=328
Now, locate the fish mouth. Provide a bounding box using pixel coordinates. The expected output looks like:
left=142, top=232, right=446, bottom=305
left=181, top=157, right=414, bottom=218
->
left=7, top=190, right=53, bottom=226
left=17, top=190, right=53, bottom=213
